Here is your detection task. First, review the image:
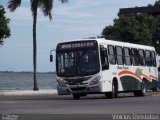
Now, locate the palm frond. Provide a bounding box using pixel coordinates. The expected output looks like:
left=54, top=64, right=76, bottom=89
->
left=59, top=0, right=68, bottom=4
left=8, top=0, right=21, bottom=12
left=38, top=0, right=53, bottom=20
left=30, top=0, right=38, bottom=16
left=30, top=0, right=68, bottom=20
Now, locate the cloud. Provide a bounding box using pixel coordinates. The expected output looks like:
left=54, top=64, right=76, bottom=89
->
left=6, top=7, right=32, bottom=20
left=0, top=0, right=157, bottom=72
left=54, top=0, right=107, bottom=18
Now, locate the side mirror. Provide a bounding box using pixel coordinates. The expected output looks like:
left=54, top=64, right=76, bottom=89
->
left=50, top=54, right=53, bottom=62
left=50, top=50, right=55, bottom=62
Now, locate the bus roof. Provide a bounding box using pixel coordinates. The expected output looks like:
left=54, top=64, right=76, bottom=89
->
left=85, top=38, right=155, bottom=51
left=58, top=37, right=155, bottom=51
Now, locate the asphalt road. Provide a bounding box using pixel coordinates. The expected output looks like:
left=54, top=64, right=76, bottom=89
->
left=0, top=93, right=160, bottom=114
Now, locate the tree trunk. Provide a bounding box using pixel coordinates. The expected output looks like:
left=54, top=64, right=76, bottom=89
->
left=33, top=2, right=38, bottom=91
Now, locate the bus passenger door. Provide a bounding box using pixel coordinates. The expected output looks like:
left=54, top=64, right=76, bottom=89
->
left=100, top=45, right=110, bottom=92
left=100, top=45, right=109, bottom=71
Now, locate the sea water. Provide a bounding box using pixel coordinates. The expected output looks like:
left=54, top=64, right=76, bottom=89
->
left=0, top=72, right=57, bottom=91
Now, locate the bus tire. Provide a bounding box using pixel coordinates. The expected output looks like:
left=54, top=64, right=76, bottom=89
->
left=105, top=81, right=117, bottom=99
left=134, top=80, right=146, bottom=97
left=73, top=94, right=80, bottom=100
left=152, top=83, right=158, bottom=91
left=141, top=80, right=147, bottom=96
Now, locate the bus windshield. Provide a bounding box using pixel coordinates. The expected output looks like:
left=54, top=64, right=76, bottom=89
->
left=56, top=41, right=100, bottom=77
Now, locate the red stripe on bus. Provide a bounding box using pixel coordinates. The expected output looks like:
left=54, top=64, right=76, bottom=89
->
left=118, top=70, right=141, bottom=80
left=118, top=70, right=158, bottom=81
left=141, top=74, right=150, bottom=80
left=149, top=75, right=158, bottom=80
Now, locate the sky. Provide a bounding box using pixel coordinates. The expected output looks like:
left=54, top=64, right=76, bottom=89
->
left=0, top=0, right=158, bottom=72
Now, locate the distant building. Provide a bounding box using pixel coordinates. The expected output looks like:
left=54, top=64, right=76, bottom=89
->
left=119, top=6, right=160, bottom=16
left=119, top=6, right=160, bottom=68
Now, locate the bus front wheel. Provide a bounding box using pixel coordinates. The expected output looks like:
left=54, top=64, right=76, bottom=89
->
left=73, top=94, right=80, bottom=100
left=105, top=82, right=117, bottom=99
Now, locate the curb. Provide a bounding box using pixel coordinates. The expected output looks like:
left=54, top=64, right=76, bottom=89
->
left=0, top=89, right=58, bottom=101
left=0, top=90, right=160, bottom=101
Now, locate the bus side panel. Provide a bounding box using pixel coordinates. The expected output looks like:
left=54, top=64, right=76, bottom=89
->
left=101, top=70, right=112, bottom=92
left=120, top=76, right=141, bottom=91
left=101, top=64, right=123, bottom=92
left=118, top=66, right=143, bottom=91
left=147, top=66, right=158, bottom=90
left=118, top=66, right=158, bottom=91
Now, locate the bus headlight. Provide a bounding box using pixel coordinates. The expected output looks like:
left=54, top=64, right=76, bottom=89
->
left=89, top=75, right=101, bottom=85
left=57, top=79, right=68, bottom=87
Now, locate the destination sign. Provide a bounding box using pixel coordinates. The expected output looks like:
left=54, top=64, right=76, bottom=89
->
left=57, top=41, right=97, bottom=51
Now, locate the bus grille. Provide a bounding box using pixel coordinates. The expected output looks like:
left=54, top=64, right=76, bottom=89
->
left=68, top=82, right=88, bottom=85
left=64, top=77, right=91, bottom=85
left=71, top=87, right=86, bottom=91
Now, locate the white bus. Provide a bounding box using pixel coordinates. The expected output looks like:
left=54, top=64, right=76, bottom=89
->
left=50, top=38, right=158, bottom=99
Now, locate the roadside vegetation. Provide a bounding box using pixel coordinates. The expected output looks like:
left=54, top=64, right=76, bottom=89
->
left=7, top=0, right=68, bottom=90
left=102, top=0, right=160, bottom=54
left=0, top=5, right=10, bottom=45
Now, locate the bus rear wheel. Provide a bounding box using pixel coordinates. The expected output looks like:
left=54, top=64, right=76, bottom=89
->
left=134, top=80, right=146, bottom=97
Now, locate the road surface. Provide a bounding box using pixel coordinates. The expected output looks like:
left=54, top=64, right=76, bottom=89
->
left=1, top=92, right=160, bottom=120
left=0, top=93, right=160, bottom=114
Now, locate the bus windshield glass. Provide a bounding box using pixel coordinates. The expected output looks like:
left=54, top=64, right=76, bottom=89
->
left=56, top=40, right=100, bottom=77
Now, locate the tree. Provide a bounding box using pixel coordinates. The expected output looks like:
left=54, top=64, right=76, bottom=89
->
left=102, top=2, right=160, bottom=54
left=0, top=5, right=10, bottom=45
left=8, top=0, right=68, bottom=91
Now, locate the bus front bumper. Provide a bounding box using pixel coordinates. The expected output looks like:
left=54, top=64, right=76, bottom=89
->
left=57, top=84, right=101, bottom=95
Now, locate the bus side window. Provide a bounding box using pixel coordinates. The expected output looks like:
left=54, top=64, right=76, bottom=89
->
left=116, top=46, right=124, bottom=65
left=131, top=48, right=139, bottom=66
left=151, top=51, right=157, bottom=67
left=108, top=45, right=116, bottom=64
left=124, top=47, right=132, bottom=66
left=138, top=49, right=145, bottom=66
left=100, top=45, right=109, bottom=70
left=145, top=50, right=152, bottom=66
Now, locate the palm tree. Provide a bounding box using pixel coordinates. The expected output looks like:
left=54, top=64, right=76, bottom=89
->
left=8, top=0, right=68, bottom=91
